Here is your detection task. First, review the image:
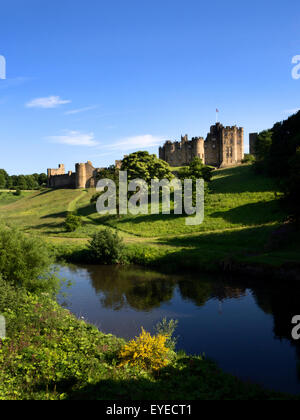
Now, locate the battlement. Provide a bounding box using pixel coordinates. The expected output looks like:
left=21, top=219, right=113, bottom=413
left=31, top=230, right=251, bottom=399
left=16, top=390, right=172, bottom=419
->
left=160, top=122, right=244, bottom=168
left=47, top=164, right=65, bottom=178
left=47, top=161, right=98, bottom=189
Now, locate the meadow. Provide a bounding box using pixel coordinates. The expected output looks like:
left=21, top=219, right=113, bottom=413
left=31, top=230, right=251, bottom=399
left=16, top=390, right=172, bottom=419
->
left=0, top=165, right=298, bottom=271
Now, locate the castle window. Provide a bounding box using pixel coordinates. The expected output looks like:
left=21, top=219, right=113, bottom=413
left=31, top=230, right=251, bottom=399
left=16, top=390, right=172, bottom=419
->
left=226, top=147, right=233, bottom=158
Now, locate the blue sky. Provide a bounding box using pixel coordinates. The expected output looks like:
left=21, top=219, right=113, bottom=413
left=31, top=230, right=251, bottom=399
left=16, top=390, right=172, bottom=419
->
left=0, top=0, right=299, bottom=174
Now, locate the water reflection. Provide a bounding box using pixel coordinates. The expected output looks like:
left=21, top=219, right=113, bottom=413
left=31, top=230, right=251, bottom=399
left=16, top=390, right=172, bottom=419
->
left=58, top=264, right=300, bottom=395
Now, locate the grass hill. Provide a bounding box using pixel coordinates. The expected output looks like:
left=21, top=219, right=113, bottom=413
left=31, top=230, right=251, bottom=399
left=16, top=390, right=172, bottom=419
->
left=0, top=165, right=299, bottom=272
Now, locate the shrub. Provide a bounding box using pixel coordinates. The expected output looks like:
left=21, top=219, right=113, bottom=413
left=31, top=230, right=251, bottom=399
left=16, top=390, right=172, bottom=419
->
left=0, top=226, right=59, bottom=293
left=121, top=151, right=174, bottom=182
left=88, top=228, right=125, bottom=264
left=178, top=157, right=214, bottom=182
left=242, top=154, right=256, bottom=164
left=64, top=212, right=83, bottom=232
left=14, top=188, right=21, bottom=196
left=118, top=327, right=170, bottom=371
left=154, top=318, right=179, bottom=351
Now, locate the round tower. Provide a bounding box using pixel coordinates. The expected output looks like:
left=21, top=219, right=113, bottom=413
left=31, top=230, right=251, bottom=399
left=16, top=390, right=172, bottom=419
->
left=76, top=163, right=86, bottom=189
left=192, top=137, right=205, bottom=163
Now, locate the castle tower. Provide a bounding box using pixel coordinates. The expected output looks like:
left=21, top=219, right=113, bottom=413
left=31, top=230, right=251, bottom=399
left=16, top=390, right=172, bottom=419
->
left=192, top=137, right=205, bottom=163
left=76, top=163, right=87, bottom=189
left=159, top=122, right=244, bottom=168
left=219, top=126, right=244, bottom=167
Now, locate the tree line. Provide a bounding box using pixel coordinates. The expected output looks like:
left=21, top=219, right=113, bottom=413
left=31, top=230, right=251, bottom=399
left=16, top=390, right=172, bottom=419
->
left=0, top=169, right=47, bottom=190
left=253, top=110, right=300, bottom=222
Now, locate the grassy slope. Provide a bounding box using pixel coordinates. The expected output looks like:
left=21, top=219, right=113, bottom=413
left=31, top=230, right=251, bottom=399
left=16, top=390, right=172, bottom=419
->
left=0, top=165, right=299, bottom=268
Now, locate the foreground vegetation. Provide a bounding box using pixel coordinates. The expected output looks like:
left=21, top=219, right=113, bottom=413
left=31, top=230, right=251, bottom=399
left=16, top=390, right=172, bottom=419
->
left=0, top=275, right=296, bottom=400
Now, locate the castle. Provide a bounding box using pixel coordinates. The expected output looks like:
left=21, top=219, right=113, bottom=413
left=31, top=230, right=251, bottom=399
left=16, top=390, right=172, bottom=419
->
left=47, top=123, right=245, bottom=189
left=159, top=123, right=244, bottom=167
left=47, top=161, right=101, bottom=189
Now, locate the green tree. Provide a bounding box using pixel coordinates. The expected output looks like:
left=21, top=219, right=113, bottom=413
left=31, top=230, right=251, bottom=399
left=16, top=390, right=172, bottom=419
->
left=0, top=225, right=58, bottom=293
left=25, top=175, right=39, bottom=190
left=88, top=229, right=125, bottom=264
left=16, top=175, right=28, bottom=190
left=64, top=213, right=83, bottom=232
left=0, top=173, right=6, bottom=189
left=178, top=157, right=214, bottom=182
left=0, top=169, right=9, bottom=186
left=121, top=151, right=174, bottom=183
left=38, top=173, right=48, bottom=186
left=255, top=130, right=273, bottom=161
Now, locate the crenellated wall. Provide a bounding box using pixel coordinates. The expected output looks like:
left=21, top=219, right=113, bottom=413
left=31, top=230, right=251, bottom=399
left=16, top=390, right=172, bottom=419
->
left=47, top=161, right=98, bottom=189
left=159, top=135, right=205, bottom=166
left=160, top=123, right=244, bottom=168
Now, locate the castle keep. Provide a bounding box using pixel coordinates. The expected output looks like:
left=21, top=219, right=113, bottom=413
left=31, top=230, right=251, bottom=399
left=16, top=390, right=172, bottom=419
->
left=159, top=123, right=244, bottom=168
left=47, top=161, right=100, bottom=189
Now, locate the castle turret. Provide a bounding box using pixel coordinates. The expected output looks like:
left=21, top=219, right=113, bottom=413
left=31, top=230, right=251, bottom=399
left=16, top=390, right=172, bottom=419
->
left=192, top=137, right=205, bottom=163
left=76, top=163, right=86, bottom=189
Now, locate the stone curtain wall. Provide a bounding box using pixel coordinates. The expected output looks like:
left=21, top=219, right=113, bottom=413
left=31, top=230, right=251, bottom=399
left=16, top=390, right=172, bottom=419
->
left=47, top=161, right=97, bottom=189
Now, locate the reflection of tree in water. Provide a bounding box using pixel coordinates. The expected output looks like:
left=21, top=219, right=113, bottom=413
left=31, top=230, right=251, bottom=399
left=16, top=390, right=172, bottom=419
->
left=85, top=265, right=250, bottom=311
left=84, top=265, right=177, bottom=311
left=66, top=263, right=300, bottom=385
left=222, top=277, right=300, bottom=384
left=251, top=283, right=300, bottom=357
left=179, top=275, right=246, bottom=307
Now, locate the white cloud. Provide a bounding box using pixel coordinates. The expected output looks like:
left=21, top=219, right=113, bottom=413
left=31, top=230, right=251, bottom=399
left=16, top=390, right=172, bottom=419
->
left=283, top=108, right=300, bottom=115
left=64, top=105, right=98, bottom=115
left=48, top=130, right=98, bottom=147
left=26, top=96, right=71, bottom=109
left=104, top=134, right=163, bottom=152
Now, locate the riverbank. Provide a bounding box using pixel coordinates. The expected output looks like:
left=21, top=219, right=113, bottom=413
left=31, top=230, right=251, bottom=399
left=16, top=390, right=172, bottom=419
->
left=0, top=278, right=297, bottom=400
left=48, top=227, right=300, bottom=282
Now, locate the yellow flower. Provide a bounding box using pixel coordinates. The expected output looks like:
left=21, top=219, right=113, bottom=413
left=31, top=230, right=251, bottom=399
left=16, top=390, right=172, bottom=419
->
left=118, top=327, right=170, bottom=371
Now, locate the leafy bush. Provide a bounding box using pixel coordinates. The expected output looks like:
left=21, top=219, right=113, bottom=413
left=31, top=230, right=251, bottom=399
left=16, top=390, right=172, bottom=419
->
left=64, top=212, right=83, bottom=232
left=88, top=228, right=125, bottom=264
left=242, top=154, right=256, bottom=164
left=154, top=318, right=179, bottom=351
left=14, top=188, right=21, bottom=196
left=178, top=157, right=214, bottom=182
left=0, top=225, right=59, bottom=293
left=118, top=327, right=170, bottom=371
left=121, top=151, right=174, bottom=182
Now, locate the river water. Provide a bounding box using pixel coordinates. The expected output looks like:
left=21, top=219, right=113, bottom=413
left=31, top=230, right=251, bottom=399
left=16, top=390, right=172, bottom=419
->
left=57, top=264, right=300, bottom=395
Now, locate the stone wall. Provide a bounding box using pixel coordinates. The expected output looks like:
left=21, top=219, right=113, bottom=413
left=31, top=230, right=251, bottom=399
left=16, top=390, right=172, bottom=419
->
left=47, top=161, right=98, bottom=189
left=160, top=123, right=244, bottom=168
left=159, top=135, right=205, bottom=166
left=48, top=172, right=76, bottom=188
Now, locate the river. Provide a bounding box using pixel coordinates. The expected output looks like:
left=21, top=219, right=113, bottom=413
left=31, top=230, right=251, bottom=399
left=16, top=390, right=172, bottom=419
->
left=57, top=264, right=300, bottom=395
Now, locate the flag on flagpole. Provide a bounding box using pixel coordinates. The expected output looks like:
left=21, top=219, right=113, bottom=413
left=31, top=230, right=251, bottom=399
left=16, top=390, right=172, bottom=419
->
left=216, top=108, right=219, bottom=113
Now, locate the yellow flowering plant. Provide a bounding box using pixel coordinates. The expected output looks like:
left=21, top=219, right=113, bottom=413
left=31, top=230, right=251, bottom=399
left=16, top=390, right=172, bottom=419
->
left=119, top=327, right=170, bottom=371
